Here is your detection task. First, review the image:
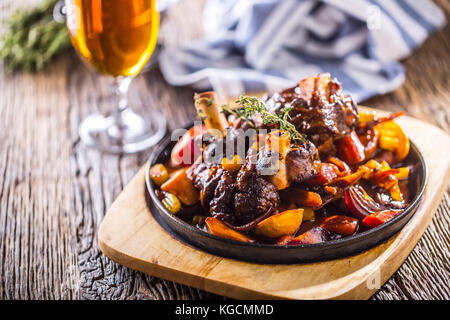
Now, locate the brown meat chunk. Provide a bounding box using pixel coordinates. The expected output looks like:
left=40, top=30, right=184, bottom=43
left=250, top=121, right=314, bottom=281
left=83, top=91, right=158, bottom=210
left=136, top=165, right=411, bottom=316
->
left=263, top=74, right=358, bottom=152
left=210, top=170, right=238, bottom=221
left=285, top=140, right=319, bottom=183
left=188, top=143, right=281, bottom=226
left=186, top=159, right=222, bottom=210
left=233, top=158, right=280, bottom=224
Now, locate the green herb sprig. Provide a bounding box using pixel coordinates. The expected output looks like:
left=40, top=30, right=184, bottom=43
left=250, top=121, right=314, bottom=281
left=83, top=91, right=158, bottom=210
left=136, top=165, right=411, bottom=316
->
left=194, top=92, right=212, bottom=121
left=0, top=0, right=70, bottom=73
left=233, top=95, right=305, bottom=142
left=220, top=103, right=255, bottom=128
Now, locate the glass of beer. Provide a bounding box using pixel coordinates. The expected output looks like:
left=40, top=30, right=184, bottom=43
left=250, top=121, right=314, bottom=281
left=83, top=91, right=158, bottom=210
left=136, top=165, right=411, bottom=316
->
left=65, top=0, right=166, bottom=153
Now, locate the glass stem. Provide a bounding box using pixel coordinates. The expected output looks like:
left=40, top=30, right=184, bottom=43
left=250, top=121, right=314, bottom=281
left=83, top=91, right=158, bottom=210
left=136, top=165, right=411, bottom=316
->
left=110, top=76, right=132, bottom=137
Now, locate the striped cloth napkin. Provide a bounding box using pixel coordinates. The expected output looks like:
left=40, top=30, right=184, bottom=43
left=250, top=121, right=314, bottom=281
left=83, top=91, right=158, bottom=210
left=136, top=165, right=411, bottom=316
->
left=159, top=0, right=446, bottom=102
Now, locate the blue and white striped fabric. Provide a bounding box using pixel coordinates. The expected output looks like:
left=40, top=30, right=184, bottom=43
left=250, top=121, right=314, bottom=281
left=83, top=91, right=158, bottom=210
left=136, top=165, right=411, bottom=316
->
left=159, top=0, right=445, bottom=102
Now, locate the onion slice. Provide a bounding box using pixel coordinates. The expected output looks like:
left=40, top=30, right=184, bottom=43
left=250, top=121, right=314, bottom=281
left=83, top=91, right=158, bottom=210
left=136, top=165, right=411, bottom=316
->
left=345, top=185, right=383, bottom=219
left=223, top=207, right=274, bottom=232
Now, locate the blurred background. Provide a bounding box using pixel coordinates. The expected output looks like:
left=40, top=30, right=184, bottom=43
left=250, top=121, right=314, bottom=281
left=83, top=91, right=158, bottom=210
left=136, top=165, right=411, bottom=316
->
left=0, top=0, right=449, bottom=300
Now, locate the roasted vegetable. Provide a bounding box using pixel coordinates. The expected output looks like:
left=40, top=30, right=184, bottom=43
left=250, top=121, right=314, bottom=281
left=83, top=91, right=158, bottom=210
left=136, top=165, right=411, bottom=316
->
left=394, top=167, right=409, bottom=180
left=359, top=160, right=404, bottom=202
left=345, top=185, right=382, bottom=219
left=326, top=171, right=364, bottom=188
left=362, top=209, right=403, bottom=228
left=206, top=217, right=253, bottom=242
left=288, top=227, right=330, bottom=245
left=150, top=164, right=170, bottom=186
left=307, top=163, right=338, bottom=185
left=358, top=111, right=404, bottom=131
left=379, top=135, right=397, bottom=151
left=324, top=186, right=337, bottom=195
left=358, top=110, right=376, bottom=123
left=358, top=159, right=380, bottom=179
left=161, top=193, right=182, bottom=215
left=265, top=130, right=291, bottom=190
left=389, top=184, right=403, bottom=202
left=161, top=167, right=200, bottom=205
left=370, top=168, right=400, bottom=190
left=255, top=209, right=303, bottom=238
left=338, top=130, right=366, bottom=165
left=221, top=155, right=243, bottom=172
left=320, top=215, right=359, bottom=236
left=327, top=157, right=351, bottom=176
left=358, top=128, right=379, bottom=159
left=302, top=208, right=315, bottom=221
left=281, top=188, right=323, bottom=208
left=170, top=124, right=205, bottom=167
left=375, top=120, right=410, bottom=162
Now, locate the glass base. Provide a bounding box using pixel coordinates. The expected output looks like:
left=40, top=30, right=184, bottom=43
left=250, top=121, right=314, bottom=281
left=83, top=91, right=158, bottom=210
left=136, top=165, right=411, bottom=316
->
left=79, top=108, right=166, bottom=154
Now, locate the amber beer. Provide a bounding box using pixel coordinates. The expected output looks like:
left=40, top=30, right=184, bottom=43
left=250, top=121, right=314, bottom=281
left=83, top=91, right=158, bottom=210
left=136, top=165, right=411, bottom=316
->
left=66, top=0, right=159, bottom=77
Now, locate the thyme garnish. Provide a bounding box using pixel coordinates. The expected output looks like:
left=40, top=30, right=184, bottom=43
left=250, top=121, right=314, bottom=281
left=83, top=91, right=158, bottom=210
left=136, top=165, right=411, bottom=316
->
left=194, top=93, right=209, bottom=121
left=196, top=108, right=207, bottom=121
left=220, top=103, right=255, bottom=128
left=233, top=95, right=306, bottom=142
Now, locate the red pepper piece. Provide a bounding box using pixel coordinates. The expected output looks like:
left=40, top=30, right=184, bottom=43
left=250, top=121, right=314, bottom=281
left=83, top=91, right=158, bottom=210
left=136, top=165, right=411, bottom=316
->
left=307, top=163, right=339, bottom=185
left=338, top=130, right=366, bottom=165
left=170, top=124, right=205, bottom=167
left=362, top=209, right=403, bottom=228
left=327, top=156, right=351, bottom=176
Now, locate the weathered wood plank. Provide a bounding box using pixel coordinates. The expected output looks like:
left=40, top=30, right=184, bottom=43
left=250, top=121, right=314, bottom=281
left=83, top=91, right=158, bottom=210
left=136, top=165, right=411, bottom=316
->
left=0, top=0, right=448, bottom=300
left=0, top=59, right=78, bottom=299
left=372, top=188, right=450, bottom=300
left=97, top=120, right=450, bottom=300
left=370, top=0, right=450, bottom=300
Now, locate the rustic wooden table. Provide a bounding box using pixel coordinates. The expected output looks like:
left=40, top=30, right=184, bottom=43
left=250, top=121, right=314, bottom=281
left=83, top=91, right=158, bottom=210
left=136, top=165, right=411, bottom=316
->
left=1, top=0, right=449, bottom=300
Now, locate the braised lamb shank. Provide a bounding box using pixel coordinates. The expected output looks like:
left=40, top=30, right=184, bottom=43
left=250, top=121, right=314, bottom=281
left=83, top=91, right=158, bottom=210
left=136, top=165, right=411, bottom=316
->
left=263, top=73, right=359, bottom=156
left=188, top=73, right=359, bottom=227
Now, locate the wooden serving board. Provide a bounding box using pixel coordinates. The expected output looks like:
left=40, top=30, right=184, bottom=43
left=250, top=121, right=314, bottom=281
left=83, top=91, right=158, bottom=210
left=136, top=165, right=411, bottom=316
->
left=98, top=109, right=450, bottom=300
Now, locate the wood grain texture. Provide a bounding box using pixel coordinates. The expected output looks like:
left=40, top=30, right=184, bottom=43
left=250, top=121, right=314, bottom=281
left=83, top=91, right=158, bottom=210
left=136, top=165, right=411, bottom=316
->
left=0, top=0, right=449, bottom=300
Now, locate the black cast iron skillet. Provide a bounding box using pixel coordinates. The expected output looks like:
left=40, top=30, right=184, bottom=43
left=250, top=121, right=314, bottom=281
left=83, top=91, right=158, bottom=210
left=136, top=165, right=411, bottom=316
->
left=145, top=127, right=427, bottom=264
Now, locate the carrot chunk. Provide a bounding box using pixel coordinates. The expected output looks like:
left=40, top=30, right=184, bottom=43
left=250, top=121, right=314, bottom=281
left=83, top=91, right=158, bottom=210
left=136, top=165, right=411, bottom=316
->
left=205, top=217, right=253, bottom=243
left=161, top=167, right=199, bottom=205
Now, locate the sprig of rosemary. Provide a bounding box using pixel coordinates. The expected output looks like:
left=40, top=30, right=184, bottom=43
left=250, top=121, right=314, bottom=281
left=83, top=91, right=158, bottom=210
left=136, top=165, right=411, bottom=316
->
left=0, top=0, right=70, bottom=73
left=234, top=95, right=305, bottom=142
